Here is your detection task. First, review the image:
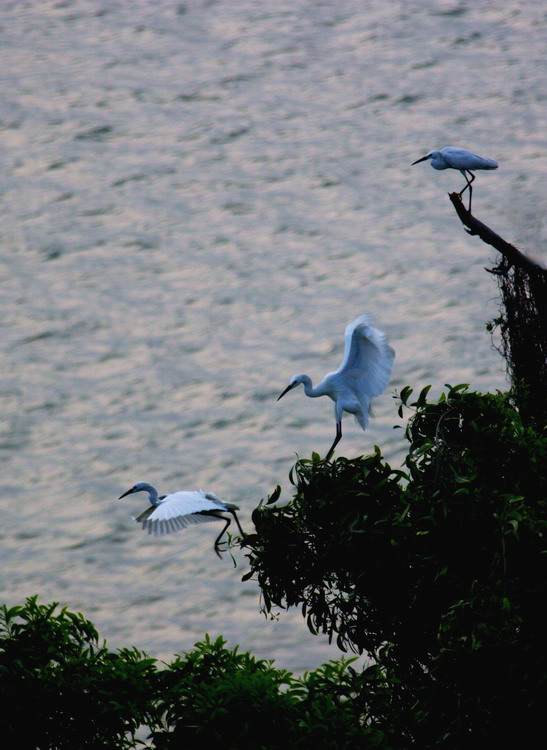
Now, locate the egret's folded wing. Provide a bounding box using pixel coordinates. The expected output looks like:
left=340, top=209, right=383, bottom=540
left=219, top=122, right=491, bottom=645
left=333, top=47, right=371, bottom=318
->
left=442, top=148, right=498, bottom=170
left=338, top=320, right=395, bottom=398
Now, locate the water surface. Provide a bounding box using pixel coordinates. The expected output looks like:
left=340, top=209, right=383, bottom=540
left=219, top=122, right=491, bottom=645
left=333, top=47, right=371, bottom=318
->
left=1, top=0, right=545, bottom=670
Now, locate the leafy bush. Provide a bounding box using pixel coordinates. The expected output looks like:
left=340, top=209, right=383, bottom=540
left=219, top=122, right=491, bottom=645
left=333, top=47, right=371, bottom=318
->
left=0, top=596, right=157, bottom=749
left=151, top=634, right=296, bottom=749
left=0, top=598, right=394, bottom=749
left=243, top=385, right=547, bottom=746
left=152, top=635, right=394, bottom=749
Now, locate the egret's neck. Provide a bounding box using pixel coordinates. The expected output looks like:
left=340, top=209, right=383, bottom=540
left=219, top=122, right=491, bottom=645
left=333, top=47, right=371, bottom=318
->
left=144, top=485, right=160, bottom=506
left=301, top=375, right=327, bottom=398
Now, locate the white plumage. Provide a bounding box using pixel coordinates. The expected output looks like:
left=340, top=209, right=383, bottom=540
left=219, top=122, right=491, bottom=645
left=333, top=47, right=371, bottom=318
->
left=277, top=315, right=395, bottom=460
left=119, top=483, right=243, bottom=557
left=412, top=146, right=498, bottom=210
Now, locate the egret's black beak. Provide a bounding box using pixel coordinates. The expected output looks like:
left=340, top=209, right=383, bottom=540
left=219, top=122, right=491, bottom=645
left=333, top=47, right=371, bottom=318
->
left=411, top=155, right=429, bottom=165
left=277, top=383, right=294, bottom=401
left=118, top=488, right=134, bottom=500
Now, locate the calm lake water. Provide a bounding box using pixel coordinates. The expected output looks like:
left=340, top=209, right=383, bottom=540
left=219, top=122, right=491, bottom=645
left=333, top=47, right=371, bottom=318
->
left=1, top=0, right=545, bottom=671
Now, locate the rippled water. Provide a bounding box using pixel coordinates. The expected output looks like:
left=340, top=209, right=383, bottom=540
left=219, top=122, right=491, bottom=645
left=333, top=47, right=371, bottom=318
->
left=1, top=0, right=545, bottom=670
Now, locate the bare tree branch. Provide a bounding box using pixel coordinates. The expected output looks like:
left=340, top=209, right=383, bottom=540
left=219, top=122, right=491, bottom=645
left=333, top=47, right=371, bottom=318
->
left=448, top=193, right=544, bottom=276
left=448, top=192, right=547, bottom=427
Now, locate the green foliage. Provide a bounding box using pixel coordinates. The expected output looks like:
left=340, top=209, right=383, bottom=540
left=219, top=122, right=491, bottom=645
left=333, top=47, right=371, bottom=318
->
left=242, top=385, right=547, bottom=746
left=0, top=595, right=157, bottom=749
left=152, top=635, right=394, bottom=749
left=288, top=660, right=395, bottom=749
left=152, top=635, right=296, bottom=749
left=245, top=448, right=408, bottom=656
left=0, top=598, right=395, bottom=749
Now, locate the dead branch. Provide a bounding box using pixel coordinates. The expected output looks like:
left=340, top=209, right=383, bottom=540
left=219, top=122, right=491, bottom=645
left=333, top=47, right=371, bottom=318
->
left=448, top=192, right=547, bottom=428
left=448, top=193, right=544, bottom=276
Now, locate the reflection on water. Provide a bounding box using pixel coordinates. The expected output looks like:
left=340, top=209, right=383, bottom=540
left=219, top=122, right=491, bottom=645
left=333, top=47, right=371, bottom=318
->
left=0, top=0, right=545, bottom=670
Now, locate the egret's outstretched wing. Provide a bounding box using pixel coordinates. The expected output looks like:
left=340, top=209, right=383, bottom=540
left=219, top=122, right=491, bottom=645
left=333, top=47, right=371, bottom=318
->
left=136, top=490, right=227, bottom=537
left=337, top=315, right=395, bottom=398
left=441, top=148, right=498, bottom=171
left=338, top=315, right=373, bottom=373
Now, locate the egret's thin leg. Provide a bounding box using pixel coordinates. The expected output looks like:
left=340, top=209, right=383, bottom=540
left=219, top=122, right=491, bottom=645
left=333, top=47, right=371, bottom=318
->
left=464, top=171, right=476, bottom=211
left=229, top=509, right=245, bottom=538
left=325, top=420, right=342, bottom=462
left=458, top=170, right=475, bottom=212
left=214, top=517, right=231, bottom=558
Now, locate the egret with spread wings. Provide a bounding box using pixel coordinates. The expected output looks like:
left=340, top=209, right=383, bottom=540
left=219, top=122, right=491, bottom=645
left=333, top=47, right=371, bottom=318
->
left=278, top=315, right=395, bottom=460
left=119, top=482, right=244, bottom=558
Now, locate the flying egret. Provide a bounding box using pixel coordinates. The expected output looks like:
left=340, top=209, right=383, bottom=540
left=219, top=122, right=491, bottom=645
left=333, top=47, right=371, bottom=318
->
left=119, top=482, right=244, bottom=558
left=412, top=146, right=498, bottom=211
left=277, top=315, right=395, bottom=460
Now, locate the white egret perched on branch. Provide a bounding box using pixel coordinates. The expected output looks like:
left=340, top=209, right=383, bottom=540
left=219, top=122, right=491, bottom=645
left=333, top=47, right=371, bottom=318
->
left=277, top=315, right=395, bottom=461
left=119, top=482, right=244, bottom=558
left=412, top=147, right=498, bottom=211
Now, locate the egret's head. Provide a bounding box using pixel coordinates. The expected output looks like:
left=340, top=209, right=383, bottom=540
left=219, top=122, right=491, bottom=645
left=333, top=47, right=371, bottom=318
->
left=119, top=482, right=152, bottom=499
left=277, top=374, right=306, bottom=401
left=411, top=151, right=434, bottom=165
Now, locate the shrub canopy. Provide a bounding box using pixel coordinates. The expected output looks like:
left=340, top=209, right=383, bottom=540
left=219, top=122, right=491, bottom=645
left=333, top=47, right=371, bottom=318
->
left=243, top=385, right=547, bottom=746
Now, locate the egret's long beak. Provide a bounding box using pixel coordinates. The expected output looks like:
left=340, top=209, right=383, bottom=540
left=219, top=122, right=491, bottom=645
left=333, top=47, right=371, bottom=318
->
left=277, top=383, right=295, bottom=401
left=118, top=488, right=134, bottom=500
left=411, top=155, right=429, bottom=165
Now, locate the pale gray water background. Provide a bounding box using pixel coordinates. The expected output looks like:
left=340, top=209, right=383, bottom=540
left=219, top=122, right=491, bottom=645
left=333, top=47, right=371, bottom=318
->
left=1, top=0, right=545, bottom=671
